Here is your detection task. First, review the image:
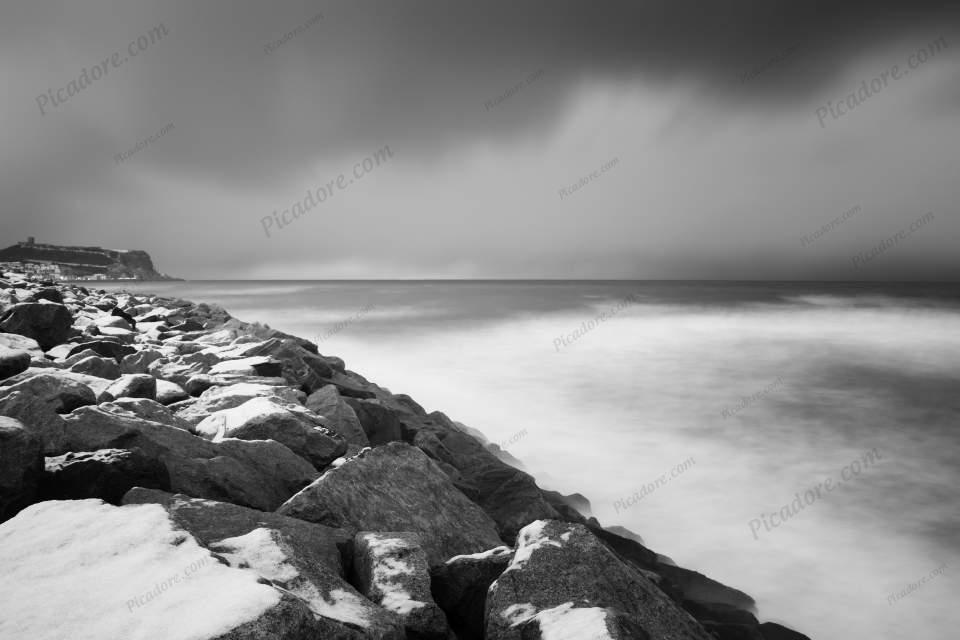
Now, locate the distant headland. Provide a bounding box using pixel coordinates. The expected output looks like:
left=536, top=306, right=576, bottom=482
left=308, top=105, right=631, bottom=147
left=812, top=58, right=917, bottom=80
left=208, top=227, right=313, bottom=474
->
left=0, top=237, right=179, bottom=281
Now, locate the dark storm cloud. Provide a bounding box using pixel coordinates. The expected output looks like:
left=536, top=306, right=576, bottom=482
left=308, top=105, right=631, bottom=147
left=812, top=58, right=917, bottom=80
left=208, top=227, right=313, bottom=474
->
left=5, top=0, right=956, bottom=186
left=1, top=0, right=956, bottom=279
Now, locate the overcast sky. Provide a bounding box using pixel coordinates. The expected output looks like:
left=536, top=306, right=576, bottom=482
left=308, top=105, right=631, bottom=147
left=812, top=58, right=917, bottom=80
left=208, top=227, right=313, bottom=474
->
left=2, top=1, right=958, bottom=279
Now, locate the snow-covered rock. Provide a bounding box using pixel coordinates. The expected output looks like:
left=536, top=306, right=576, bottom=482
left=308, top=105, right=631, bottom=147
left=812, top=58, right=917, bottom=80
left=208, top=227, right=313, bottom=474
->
left=0, top=500, right=317, bottom=639
left=353, top=532, right=449, bottom=639
left=485, top=520, right=713, bottom=640
left=124, top=488, right=405, bottom=639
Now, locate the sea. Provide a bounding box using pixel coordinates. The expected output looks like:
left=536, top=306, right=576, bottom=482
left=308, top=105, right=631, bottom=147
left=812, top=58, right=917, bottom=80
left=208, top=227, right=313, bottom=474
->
left=96, top=280, right=960, bottom=640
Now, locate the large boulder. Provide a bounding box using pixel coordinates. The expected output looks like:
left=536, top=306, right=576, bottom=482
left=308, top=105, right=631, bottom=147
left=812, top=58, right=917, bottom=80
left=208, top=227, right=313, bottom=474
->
left=123, top=488, right=405, bottom=639
left=67, top=354, right=122, bottom=379
left=0, top=373, right=97, bottom=452
left=123, top=488, right=349, bottom=566
left=209, top=356, right=284, bottom=378
left=342, top=398, right=403, bottom=446
left=353, top=532, right=449, bottom=639
left=0, top=347, right=31, bottom=380
left=0, top=417, right=43, bottom=522
left=0, top=302, right=73, bottom=350
left=655, top=563, right=756, bottom=612
left=41, top=448, right=170, bottom=504
left=0, top=373, right=97, bottom=413
left=278, top=443, right=504, bottom=566
left=176, top=382, right=307, bottom=425
left=405, top=413, right=560, bottom=542
left=681, top=601, right=762, bottom=640
left=120, top=349, right=165, bottom=374
left=179, top=373, right=292, bottom=397
left=322, top=370, right=378, bottom=399
left=100, top=397, right=194, bottom=431
left=207, top=338, right=334, bottom=392
left=95, top=314, right=132, bottom=329
left=306, top=385, right=369, bottom=448
left=213, top=529, right=405, bottom=639
left=0, top=332, right=44, bottom=361
left=60, top=407, right=318, bottom=511
left=101, top=373, right=158, bottom=402
left=26, top=287, right=63, bottom=304
left=431, top=546, right=513, bottom=640
left=66, top=339, right=137, bottom=362
left=156, top=379, right=190, bottom=405
left=0, top=500, right=321, bottom=639
left=485, top=520, right=712, bottom=640
left=194, top=397, right=346, bottom=469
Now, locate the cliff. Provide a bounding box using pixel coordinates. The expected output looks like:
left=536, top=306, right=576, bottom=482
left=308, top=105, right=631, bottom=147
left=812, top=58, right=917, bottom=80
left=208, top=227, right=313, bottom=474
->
left=0, top=240, right=177, bottom=280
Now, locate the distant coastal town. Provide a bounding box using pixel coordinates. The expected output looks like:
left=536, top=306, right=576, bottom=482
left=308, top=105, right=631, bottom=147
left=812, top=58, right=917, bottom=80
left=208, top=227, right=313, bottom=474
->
left=0, top=238, right=176, bottom=281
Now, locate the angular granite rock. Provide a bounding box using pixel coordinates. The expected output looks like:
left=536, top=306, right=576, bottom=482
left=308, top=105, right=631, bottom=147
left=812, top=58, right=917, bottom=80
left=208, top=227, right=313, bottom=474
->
left=175, top=382, right=307, bottom=425
left=0, top=347, right=31, bottom=380
left=485, top=520, right=712, bottom=640
left=0, top=417, right=43, bottom=522
left=0, top=500, right=320, bottom=639
left=431, top=545, right=513, bottom=640
left=0, top=301, right=73, bottom=350
left=209, top=338, right=334, bottom=392
left=0, top=372, right=96, bottom=414
left=213, top=529, right=405, bottom=639
left=322, top=370, right=379, bottom=399
left=120, top=349, right=165, bottom=374
left=353, top=532, right=449, bottom=639
left=26, top=287, right=63, bottom=304
left=67, top=354, right=122, bottom=379
left=156, top=379, right=190, bottom=405
left=181, top=373, right=292, bottom=397
left=655, top=562, right=756, bottom=615
left=101, top=373, right=158, bottom=402
left=41, top=448, right=170, bottom=504
left=66, top=339, right=137, bottom=362
left=60, top=407, right=318, bottom=511
left=123, top=489, right=405, bottom=639
left=405, top=413, right=560, bottom=543
left=343, top=398, right=403, bottom=446
left=209, top=356, right=284, bottom=378
left=194, top=396, right=346, bottom=469
left=278, top=442, right=504, bottom=566
left=0, top=332, right=44, bottom=361
left=0, top=373, right=98, bottom=452
left=306, top=384, right=370, bottom=448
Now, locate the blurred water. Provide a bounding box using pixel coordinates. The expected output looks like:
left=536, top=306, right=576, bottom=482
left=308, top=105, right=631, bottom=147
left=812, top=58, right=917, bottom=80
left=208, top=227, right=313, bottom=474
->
left=99, top=280, right=960, bottom=639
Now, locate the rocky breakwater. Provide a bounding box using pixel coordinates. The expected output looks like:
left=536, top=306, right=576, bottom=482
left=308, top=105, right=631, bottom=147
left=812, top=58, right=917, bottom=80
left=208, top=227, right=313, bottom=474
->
left=0, top=267, right=810, bottom=640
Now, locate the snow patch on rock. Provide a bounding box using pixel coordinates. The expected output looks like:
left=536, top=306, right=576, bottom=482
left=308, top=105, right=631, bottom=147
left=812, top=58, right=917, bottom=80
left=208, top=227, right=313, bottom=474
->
left=446, top=545, right=513, bottom=565
left=505, top=520, right=562, bottom=574
left=211, top=527, right=299, bottom=582
left=365, top=533, right=429, bottom=615
left=211, top=527, right=373, bottom=629
left=0, top=500, right=279, bottom=640
left=503, top=601, right=613, bottom=640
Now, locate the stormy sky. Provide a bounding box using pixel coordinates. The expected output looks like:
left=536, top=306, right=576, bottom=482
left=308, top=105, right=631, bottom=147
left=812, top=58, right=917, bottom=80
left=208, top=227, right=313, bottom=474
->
left=2, top=1, right=958, bottom=279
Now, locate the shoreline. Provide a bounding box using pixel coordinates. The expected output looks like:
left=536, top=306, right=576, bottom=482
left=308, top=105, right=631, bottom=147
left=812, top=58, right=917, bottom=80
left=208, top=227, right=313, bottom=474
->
left=0, top=270, right=809, bottom=639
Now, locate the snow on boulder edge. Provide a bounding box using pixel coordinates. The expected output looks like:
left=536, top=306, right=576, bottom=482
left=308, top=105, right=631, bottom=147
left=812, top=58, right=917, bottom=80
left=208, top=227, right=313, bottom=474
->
left=0, top=500, right=314, bottom=640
